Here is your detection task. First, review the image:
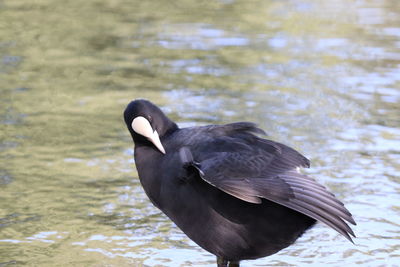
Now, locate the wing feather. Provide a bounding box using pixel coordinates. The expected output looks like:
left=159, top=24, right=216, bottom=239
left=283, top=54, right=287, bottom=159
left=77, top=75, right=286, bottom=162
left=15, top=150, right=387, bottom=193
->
left=282, top=200, right=354, bottom=242
left=186, top=123, right=356, bottom=242
left=197, top=168, right=356, bottom=242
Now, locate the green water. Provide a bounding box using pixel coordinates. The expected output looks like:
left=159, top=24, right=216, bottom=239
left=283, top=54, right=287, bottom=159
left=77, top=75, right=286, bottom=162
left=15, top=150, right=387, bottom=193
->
left=1, top=0, right=399, bottom=266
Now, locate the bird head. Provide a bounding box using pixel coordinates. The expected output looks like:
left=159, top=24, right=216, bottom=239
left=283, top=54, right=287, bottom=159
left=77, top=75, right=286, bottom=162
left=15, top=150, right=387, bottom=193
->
left=124, top=99, right=177, bottom=154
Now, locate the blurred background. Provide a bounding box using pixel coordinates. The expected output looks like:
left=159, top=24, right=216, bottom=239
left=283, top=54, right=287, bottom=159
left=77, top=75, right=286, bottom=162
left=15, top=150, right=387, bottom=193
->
left=1, top=0, right=399, bottom=266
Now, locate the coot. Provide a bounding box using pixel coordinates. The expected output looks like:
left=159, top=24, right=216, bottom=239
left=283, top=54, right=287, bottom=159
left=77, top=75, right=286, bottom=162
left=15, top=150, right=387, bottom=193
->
left=124, top=99, right=355, bottom=267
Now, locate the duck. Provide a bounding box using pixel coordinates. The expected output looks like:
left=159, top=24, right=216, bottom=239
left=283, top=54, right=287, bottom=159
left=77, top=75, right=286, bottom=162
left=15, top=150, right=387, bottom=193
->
left=123, top=99, right=355, bottom=267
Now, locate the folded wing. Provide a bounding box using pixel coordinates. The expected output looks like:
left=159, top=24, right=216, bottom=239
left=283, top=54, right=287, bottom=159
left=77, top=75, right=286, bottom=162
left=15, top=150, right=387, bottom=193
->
left=186, top=123, right=356, bottom=242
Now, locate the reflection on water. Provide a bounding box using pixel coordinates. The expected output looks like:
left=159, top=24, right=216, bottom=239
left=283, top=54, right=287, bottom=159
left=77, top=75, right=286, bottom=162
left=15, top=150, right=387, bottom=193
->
left=1, top=0, right=399, bottom=266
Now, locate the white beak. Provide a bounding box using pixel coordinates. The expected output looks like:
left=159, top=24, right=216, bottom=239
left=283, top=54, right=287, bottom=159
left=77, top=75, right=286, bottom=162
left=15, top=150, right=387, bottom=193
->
left=131, top=116, right=166, bottom=154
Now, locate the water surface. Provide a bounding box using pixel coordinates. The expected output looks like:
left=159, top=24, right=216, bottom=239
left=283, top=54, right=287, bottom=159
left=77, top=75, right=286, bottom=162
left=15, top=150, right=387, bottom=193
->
left=1, top=0, right=399, bottom=266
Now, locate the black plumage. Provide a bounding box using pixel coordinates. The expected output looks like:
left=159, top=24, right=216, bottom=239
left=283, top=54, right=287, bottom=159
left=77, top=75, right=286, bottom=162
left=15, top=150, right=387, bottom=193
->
left=124, top=99, right=356, bottom=267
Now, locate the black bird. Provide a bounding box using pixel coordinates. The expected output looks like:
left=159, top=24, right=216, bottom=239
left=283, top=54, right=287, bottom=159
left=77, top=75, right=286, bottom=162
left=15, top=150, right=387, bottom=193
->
left=124, top=99, right=356, bottom=267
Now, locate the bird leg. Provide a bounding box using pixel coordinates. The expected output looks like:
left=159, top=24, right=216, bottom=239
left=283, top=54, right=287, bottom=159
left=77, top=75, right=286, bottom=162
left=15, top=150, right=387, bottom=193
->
left=216, top=257, right=240, bottom=267
left=228, top=261, right=240, bottom=267
left=217, top=256, right=228, bottom=267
